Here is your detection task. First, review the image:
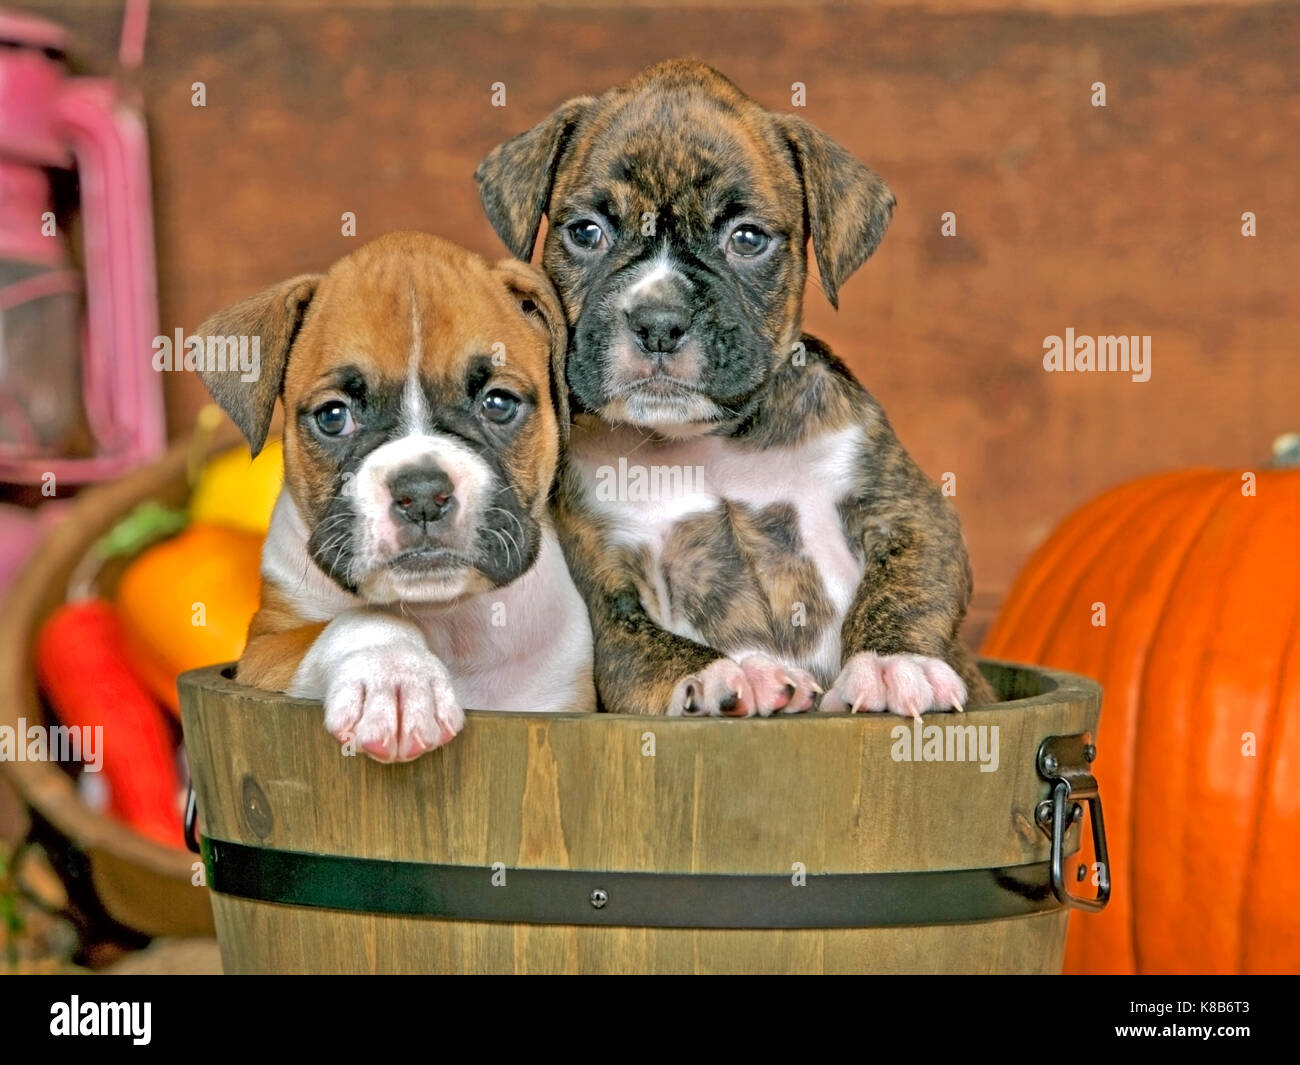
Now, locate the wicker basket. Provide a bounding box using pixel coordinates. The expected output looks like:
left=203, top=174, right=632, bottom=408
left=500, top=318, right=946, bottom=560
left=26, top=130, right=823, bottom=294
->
left=0, top=432, right=239, bottom=939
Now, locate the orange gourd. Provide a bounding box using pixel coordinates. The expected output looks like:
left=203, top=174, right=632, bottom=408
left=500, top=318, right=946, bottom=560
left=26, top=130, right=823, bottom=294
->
left=982, top=468, right=1300, bottom=974
left=115, top=523, right=263, bottom=713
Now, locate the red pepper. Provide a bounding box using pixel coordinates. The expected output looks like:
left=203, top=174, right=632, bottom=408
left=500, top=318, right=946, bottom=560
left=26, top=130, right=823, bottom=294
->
left=35, top=599, right=183, bottom=848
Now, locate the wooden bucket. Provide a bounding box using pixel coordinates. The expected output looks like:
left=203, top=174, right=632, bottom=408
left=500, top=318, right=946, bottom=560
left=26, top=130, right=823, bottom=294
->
left=180, top=661, right=1105, bottom=974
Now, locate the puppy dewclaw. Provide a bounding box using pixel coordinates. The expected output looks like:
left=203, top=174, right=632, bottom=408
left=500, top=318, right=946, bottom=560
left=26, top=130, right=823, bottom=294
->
left=477, top=60, right=993, bottom=718
left=195, top=233, right=595, bottom=762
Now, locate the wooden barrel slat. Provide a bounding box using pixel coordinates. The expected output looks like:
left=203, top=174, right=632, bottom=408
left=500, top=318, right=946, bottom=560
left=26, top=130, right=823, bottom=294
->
left=183, top=666, right=1092, bottom=874
left=208, top=900, right=1068, bottom=975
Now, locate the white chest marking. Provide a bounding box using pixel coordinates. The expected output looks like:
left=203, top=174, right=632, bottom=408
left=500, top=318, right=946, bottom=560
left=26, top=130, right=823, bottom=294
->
left=569, top=420, right=866, bottom=675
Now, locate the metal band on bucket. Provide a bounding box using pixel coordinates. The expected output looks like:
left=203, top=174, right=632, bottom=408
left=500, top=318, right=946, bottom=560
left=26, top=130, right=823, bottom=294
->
left=202, top=836, right=1062, bottom=929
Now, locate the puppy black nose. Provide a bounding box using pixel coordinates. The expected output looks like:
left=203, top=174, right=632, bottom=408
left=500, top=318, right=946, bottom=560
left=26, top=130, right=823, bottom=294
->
left=389, top=465, right=455, bottom=526
left=627, top=302, right=691, bottom=356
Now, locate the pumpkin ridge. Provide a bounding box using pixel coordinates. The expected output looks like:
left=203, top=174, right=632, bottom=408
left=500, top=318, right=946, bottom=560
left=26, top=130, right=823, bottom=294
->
left=1131, top=475, right=1265, bottom=973
left=1238, top=587, right=1300, bottom=972
left=1234, top=476, right=1300, bottom=973
left=984, top=475, right=1164, bottom=651
left=1034, top=472, right=1215, bottom=669
left=1050, top=472, right=1229, bottom=972
left=984, top=473, right=1206, bottom=656
left=1055, top=473, right=1232, bottom=973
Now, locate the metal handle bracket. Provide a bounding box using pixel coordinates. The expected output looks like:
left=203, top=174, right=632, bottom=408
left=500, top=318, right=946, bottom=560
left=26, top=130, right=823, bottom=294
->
left=1035, top=733, right=1110, bottom=912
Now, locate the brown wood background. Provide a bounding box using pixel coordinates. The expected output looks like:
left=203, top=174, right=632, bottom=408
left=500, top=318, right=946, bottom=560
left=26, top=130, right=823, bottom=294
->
left=22, top=0, right=1300, bottom=630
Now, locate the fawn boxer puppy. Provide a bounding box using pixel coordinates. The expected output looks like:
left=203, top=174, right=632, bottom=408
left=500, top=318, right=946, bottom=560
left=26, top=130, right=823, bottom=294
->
left=196, top=232, right=595, bottom=761
left=476, top=60, right=993, bottom=718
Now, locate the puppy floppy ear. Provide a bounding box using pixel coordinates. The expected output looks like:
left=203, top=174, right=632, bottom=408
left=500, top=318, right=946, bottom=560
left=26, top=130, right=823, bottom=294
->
left=495, top=259, right=571, bottom=442
left=194, top=274, right=322, bottom=455
left=475, top=96, right=596, bottom=261
left=775, top=114, right=895, bottom=309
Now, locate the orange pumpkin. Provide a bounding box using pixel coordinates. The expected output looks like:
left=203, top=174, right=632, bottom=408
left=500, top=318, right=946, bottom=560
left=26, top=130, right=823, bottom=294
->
left=982, top=467, right=1300, bottom=974
left=115, top=523, right=263, bottom=714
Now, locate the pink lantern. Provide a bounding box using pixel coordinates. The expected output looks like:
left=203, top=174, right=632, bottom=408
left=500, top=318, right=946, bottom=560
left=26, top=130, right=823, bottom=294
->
left=0, top=3, right=163, bottom=484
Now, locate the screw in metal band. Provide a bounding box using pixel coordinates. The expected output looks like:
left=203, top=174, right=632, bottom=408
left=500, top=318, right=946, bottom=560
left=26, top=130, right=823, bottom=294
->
left=589, top=888, right=608, bottom=910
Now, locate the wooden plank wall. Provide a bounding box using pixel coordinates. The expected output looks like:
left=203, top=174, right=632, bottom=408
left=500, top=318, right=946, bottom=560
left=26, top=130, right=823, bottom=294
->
left=20, top=0, right=1300, bottom=631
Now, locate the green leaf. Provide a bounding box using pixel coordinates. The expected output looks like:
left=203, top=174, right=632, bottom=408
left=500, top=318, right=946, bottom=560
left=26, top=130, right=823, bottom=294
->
left=96, top=501, right=189, bottom=560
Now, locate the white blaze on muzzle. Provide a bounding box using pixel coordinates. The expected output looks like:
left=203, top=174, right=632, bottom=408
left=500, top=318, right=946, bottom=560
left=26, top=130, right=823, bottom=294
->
left=617, top=248, right=688, bottom=310
left=602, top=249, right=719, bottom=432
left=350, top=431, right=496, bottom=603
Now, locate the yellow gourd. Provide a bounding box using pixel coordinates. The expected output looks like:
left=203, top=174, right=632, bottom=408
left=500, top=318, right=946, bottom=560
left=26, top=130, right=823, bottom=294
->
left=188, top=440, right=283, bottom=534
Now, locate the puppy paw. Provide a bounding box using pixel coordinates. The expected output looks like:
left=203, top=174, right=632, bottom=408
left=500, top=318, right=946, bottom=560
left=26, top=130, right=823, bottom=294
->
left=736, top=653, right=821, bottom=715
left=820, top=652, right=966, bottom=718
left=668, top=653, right=820, bottom=717
left=322, top=646, right=464, bottom=762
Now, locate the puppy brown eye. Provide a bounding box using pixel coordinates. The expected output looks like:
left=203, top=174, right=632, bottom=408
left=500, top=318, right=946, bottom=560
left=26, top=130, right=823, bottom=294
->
left=481, top=389, right=521, bottom=425
left=566, top=220, right=607, bottom=252
left=314, top=401, right=354, bottom=436
left=728, top=225, right=770, bottom=257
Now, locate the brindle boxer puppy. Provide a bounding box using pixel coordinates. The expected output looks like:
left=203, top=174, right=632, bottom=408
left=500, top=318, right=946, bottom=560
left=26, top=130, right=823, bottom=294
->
left=196, top=232, right=595, bottom=761
left=476, top=61, right=994, bottom=718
